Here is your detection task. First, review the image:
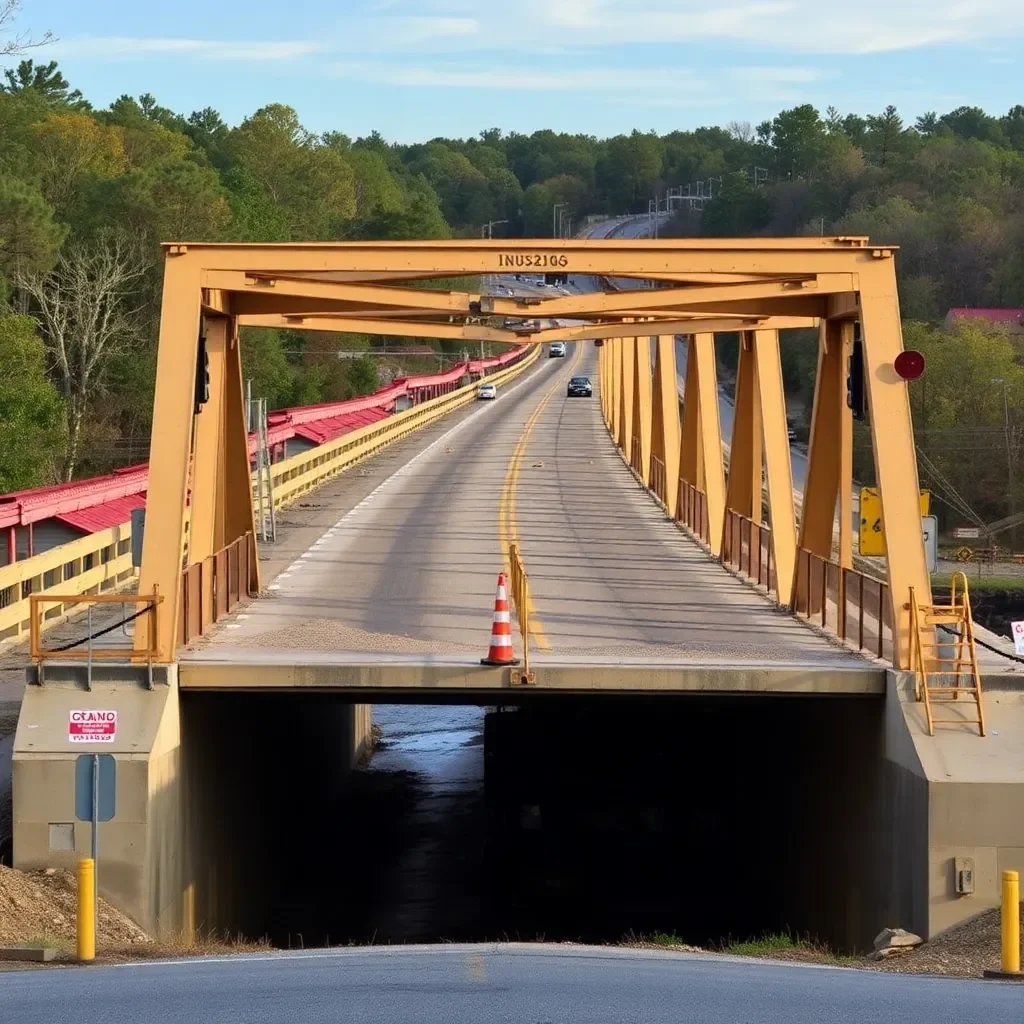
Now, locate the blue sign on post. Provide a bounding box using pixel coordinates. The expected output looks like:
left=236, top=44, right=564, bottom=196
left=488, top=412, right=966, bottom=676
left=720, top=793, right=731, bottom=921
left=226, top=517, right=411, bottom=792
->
left=75, top=754, right=116, bottom=823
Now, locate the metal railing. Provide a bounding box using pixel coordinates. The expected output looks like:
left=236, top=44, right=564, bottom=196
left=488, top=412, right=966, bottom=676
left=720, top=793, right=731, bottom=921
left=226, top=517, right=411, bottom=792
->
left=650, top=455, right=667, bottom=506
left=677, top=479, right=710, bottom=545
left=629, top=435, right=643, bottom=476
left=507, top=543, right=535, bottom=683
left=6, top=347, right=541, bottom=655
left=791, top=547, right=893, bottom=661
left=722, top=509, right=776, bottom=598
left=30, top=591, right=163, bottom=686
left=178, top=533, right=256, bottom=648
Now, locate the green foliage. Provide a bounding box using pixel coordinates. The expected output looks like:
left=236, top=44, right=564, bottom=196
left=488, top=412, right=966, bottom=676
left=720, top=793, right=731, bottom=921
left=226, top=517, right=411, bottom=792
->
left=0, top=312, right=63, bottom=489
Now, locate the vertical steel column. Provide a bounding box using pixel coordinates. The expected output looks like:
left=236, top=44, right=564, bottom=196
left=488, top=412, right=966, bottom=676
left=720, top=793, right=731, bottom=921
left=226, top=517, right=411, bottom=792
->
left=610, top=338, right=623, bottom=441
left=618, top=330, right=636, bottom=457
left=725, top=331, right=763, bottom=523
left=753, top=329, right=797, bottom=606
left=859, top=261, right=932, bottom=668
left=651, top=335, right=681, bottom=516
left=692, top=332, right=726, bottom=554
left=135, top=254, right=203, bottom=661
left=632, top=333, right=653, bottom=483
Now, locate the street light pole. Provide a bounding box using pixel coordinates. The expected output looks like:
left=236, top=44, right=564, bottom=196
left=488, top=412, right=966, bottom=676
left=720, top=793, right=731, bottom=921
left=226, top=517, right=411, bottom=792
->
left=553, top=202, right=568, bottom=238
left=993, top=377, right=1017, bottom=548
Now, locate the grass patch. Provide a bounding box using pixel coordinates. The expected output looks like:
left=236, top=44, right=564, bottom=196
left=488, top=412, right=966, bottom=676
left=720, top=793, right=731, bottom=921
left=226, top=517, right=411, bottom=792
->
left=719, top=930, right=857, bottom=965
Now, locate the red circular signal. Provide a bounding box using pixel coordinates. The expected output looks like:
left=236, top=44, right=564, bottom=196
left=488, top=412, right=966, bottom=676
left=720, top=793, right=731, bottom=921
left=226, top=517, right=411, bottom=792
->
left=894, top=350, right=925, bottom=381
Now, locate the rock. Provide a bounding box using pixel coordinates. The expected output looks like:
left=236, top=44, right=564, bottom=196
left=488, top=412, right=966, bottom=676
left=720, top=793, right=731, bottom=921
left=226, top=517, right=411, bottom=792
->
left=873, top=927, right=923, bottom=952
left=868, top=945, right=917, bottom=961
left=43, top=868, right=56, bottom=877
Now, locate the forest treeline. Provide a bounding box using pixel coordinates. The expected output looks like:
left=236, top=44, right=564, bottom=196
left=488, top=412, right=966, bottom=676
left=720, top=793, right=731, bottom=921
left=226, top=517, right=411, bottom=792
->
left=0, top=54, right=1022, bottom=529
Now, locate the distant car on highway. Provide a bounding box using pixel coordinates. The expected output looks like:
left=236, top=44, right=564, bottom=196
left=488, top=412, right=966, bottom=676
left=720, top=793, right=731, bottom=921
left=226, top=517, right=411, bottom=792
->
left=567, top=376, right=592, bottom=397
left=549, top=342, right=566, bottom=358
left=477, top=383, right=497, bottom=400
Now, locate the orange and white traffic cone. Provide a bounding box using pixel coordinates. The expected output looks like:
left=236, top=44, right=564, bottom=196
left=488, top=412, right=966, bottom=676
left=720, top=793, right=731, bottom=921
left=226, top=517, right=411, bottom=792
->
left=481, top=572, right=520, bottom=666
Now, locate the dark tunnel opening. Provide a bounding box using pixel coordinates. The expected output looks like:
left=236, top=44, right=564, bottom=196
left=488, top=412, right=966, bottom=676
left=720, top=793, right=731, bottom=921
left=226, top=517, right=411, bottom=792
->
left=180, top=691, right=907, bottom=954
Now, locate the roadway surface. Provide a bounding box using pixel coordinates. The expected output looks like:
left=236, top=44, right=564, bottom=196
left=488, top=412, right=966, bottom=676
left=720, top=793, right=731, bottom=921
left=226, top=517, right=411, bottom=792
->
left=185, top=340, right=863, bottom=669
left=2, top=945, right=1021, bottom=1023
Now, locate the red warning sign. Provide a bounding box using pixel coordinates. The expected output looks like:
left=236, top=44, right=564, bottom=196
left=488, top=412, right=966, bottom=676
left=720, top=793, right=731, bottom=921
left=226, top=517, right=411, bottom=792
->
left=68, top=710, right=117, bottom=744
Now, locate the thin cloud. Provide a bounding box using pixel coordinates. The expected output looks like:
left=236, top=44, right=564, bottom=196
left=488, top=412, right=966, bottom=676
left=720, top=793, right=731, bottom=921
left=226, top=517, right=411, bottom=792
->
left=328, top=61, right=707, bottom=92
left=51, top=36, right=323, bottom=61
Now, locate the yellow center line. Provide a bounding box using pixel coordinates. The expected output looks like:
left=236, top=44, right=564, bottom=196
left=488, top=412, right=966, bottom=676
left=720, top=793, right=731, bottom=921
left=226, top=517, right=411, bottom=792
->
left=498, top=344, right=585, bottom=651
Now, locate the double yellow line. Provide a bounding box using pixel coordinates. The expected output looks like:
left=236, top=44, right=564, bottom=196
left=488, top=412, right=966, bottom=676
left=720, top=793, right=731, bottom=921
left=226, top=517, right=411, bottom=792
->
left=497, top=344, right=584, bottom=650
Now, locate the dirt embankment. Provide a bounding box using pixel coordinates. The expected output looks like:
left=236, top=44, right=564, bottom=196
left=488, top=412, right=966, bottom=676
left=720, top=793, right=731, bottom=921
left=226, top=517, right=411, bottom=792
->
left=0, top=865, right=148, bottom=950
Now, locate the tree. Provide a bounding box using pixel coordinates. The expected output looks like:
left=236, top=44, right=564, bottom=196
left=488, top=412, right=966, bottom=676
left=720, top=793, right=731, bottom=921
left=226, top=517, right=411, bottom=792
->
left=0, top=172, right=65, bottom=292
left=0, top=311, right=63, bottom=488
left=30, top=111, right=125, bottom=214
left=18, top=233, right=146, bottom=479
left=769, top=104, right=827, bottom=178
left=1, top=59, right=83, bottom=105
left=865, top=105, right=904, bottom=168
left=0, top=1, right=52, bottom=56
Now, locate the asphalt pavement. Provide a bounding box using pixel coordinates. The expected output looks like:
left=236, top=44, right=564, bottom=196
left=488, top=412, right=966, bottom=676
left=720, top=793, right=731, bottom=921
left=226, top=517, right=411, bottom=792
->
left=2, top=944, right=1021, bottom=1023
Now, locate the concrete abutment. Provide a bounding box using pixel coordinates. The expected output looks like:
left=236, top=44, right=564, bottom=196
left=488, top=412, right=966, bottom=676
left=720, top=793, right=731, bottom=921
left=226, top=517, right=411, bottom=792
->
left=11, top=666, right=1024, bottom=949
left=12, top=668, right=370, bottom=938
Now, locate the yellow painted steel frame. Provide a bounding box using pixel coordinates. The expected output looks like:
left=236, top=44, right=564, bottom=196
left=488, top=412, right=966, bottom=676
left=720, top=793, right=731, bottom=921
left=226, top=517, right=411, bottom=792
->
left=138, top=237, right=928, bottom=668
left=651, top=336, right=681, bottom=517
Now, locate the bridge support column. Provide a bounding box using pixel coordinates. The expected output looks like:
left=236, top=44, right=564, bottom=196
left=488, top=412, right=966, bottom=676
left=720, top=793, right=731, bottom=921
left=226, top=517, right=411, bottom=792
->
left=858, top=261, right=932, bottom=668
left=651, top=335, right=681, bottom=516
left=610, top=339, right=622, bottom=441
left=753, top=330, right=797, bottom=607
left=631, top=334, right=653, bottom=483
left=725, top=332, right=763, bottom=524
left=617, top=332, right=636, bottom=458
left=690, top=332, right=726, bottom=554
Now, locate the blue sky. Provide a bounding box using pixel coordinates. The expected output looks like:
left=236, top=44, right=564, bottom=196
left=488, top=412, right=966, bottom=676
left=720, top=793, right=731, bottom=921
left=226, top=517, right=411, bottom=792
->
left=7, top=0, right=1024, bottom=141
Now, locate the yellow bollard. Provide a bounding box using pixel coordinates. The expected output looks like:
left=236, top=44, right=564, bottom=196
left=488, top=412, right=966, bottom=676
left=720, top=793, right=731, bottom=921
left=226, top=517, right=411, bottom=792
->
left=1002, top=870, right=1021, bottom=974
left=77, top=858, right=95, bottom=962
left=984, top=869, right=1023, bottom=980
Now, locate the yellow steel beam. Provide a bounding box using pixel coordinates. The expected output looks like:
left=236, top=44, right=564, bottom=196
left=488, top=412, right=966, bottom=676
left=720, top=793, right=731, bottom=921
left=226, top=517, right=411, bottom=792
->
left=753, top=329, right=797, bottom=607
left=679, top=338, right=701, bottom=487
left=164, top=239, right=887, bottom=280
left=611, top=338, right=623, bottom=442
left=135, top=258, right=203, bottom=661
left=693, top=332, right=726, bottom=554
left=239, top=314, right=523, bottom=345
left=484, top=275, right=855, bottom=319
left=651, top=335, right=681, bottom=516
left=203, top=270, right=478, bottom=315
left=858, top=262, right=931, bottom=668
left=618, top=330, right=636, bottom=458
left=540, top=315, right=818, bottom=342
left=725, top=332, right=763, bottom=524
left=800, top=320, right=853, bottom=567
left=632, top=333, right=653, bottom=483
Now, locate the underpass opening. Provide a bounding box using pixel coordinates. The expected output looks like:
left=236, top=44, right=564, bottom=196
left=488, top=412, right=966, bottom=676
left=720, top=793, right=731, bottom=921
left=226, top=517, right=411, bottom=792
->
left=180, top=690, right=919, bottom=954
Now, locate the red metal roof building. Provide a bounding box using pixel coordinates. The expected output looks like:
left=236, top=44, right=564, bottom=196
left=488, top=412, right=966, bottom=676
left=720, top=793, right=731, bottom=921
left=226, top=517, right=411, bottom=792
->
left=945, top=308, right=1024, bottom=333
left=1, top=345, right=530, bottom=566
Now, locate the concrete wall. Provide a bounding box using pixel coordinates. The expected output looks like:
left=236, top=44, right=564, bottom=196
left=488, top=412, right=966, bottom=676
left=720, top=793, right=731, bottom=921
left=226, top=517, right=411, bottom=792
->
left=13, top=673, right=371, bottom=938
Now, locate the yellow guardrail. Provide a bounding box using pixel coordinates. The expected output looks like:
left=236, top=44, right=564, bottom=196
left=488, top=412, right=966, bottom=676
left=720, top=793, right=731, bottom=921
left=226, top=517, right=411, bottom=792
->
left=270, top=346, right=540, bottom=509
left=0, top=346, right=541, bottom=648
left=507, top=542, right=535, bottom=684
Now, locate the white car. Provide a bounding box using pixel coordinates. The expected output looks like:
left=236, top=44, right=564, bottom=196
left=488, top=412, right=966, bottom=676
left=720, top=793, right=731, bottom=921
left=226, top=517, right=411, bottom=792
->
left=477, top=383, right=497, bottom=400
left=549, top=342, right=566, bottom=358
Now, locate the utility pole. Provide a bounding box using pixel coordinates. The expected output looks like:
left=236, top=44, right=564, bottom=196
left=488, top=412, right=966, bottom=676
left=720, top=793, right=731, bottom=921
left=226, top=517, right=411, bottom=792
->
left=553, top=203, right=568, bottom=238
left=993, top=377, right=1017, bottom=548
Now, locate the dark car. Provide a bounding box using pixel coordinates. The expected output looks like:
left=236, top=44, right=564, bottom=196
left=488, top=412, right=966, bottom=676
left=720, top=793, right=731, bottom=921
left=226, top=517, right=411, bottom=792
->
left=567, top=376, right=592, bottom=398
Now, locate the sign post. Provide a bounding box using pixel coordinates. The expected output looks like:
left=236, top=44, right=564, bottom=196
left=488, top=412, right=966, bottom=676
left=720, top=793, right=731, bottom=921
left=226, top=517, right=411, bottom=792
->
left=922, top=515, right=938, bottom=574
left=75, top=754, right=116, bottom=950
left=1011, top=622, right=1024, bottom=657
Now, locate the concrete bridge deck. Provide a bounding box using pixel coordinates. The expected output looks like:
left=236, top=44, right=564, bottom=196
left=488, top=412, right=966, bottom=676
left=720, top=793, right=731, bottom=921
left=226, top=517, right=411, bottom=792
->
left=180, top=342, right=873, bottom=693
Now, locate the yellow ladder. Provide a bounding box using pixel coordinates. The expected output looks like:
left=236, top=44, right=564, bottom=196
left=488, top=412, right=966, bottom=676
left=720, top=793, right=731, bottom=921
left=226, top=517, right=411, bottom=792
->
left=910, top=572, right=985, bottom=736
